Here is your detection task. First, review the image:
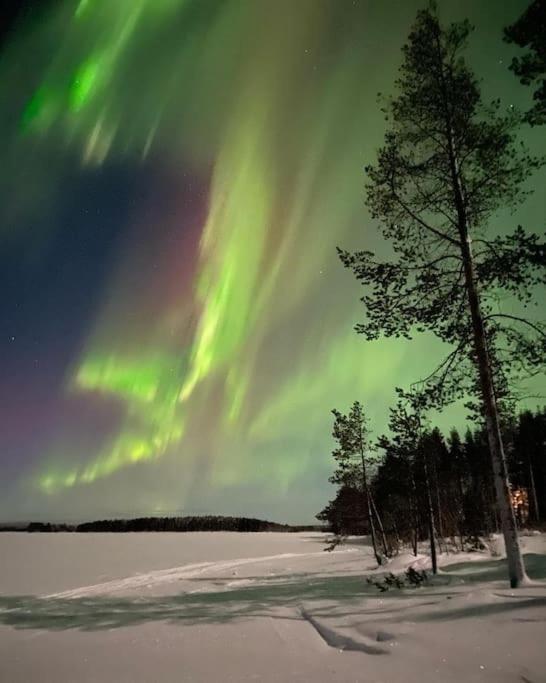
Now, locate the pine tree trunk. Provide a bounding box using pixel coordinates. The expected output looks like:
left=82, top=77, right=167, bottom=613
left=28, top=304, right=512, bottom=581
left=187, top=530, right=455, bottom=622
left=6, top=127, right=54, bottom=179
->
left=410, top=471, right=419, bottom=556
left=412, top=523, right=418, bottom=557
left=454, top=459, right=466, bottom=547
left=358, top=424, right=381, bottom=566
left=422, top=449, right=438, bottom=574
left=458, top=236, right=527, bottom=587
left=432, top=458, right=445, bottom=551
left=365, top=489, right=380, bottom=565
left=436, top=32, right=527, bottom=587
left=529, top=461, right=540, bottom=523
left=436, top=487, right=444, bottom=547
left=481, top=486, right=490, bottom=535
left=456, top=471, right=466, bottom=544
left=371, top=493, right=389, bottom=557
left=392, top=520, right=401, bottom=553
left=492, top=489, right=500, bottom=534
left=360, top=456, right=380, bottom=565
left=427, top=505, right=438, bottom=574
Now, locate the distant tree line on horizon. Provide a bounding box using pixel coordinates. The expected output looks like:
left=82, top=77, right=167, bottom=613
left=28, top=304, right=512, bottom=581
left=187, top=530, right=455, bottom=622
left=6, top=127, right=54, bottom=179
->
left=21, top=516, right=320, bottom=533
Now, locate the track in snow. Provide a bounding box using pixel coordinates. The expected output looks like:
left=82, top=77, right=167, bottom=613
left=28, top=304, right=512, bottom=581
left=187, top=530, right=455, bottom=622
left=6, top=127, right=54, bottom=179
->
left=46, top=548, right=358, bottom=599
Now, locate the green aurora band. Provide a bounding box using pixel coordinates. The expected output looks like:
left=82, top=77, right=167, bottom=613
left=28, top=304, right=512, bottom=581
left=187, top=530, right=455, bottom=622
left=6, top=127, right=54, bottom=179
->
left=1, top=0, right=543, bottom=520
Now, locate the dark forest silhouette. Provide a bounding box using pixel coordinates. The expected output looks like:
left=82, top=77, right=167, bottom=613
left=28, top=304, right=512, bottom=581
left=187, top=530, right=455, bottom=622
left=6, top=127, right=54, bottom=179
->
left=20, top=516, right=319, bottom=533
left=319, top=407, right=546, bottom=555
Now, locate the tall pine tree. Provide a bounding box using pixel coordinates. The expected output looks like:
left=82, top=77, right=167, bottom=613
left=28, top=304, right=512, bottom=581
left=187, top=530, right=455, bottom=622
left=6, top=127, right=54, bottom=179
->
left=339, top=8, right=545, bottom=586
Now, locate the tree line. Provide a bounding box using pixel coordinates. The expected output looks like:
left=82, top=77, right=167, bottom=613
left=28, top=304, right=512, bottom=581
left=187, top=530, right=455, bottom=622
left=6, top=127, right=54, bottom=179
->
left=24, top=516, right=317, bottom=533
left=318, top=404, right=545, bottom=566
left=320, top=2, right=545, bottom=587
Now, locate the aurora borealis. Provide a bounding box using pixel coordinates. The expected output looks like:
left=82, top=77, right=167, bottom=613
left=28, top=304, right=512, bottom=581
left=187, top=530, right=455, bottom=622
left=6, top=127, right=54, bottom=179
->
left=1, top=0, right=544, bottom=522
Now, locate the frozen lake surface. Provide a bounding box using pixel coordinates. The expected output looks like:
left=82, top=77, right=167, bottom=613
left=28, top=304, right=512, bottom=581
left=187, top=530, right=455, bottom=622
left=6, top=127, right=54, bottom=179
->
left=1, top=531, right=545, bottom=682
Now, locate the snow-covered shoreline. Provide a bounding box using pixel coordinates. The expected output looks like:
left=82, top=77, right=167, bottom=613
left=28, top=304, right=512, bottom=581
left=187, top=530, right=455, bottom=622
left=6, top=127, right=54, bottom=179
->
left=1, top=531, right=545, bottom=682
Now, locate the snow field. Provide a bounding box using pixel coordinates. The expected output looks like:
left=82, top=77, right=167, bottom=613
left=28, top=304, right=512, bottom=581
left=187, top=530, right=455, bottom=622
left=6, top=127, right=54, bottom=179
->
left=1, top=531, right=545, bottom=682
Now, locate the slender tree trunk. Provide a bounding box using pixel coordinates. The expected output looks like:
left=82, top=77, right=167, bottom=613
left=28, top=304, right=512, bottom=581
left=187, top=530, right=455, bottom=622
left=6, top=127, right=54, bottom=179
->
left=392, top=520, right=401, bottom=553
left=480, top=486, right=490, bottom=535
left=457, top=235, right=527, bottom=586
left=357, top=423, right=382, bottom=565
left=436, top=32, right=527, bottom=588
left=427, top=506, right=438, bottom=573
left=529, top=461, right=540, bottom=523
left=436, top=487, right=444, bottom=547
left=360, top=455, right=380, bottom=565
left=371, top=493, right=389, bottom=557
left=456, top=472, right=466, bottom=547
left=410, top=471, right=419, bottom=556
left=365, top=487, right=380, bottom=565
left=432, top=458, right=445, bottom=551
left=454, top=459, right=466, bottom=548
left=422, top=449, right=438, bottom=574
left=412, top=522, right=418, bottom=557
left=492, top=488, right=501, bottom=534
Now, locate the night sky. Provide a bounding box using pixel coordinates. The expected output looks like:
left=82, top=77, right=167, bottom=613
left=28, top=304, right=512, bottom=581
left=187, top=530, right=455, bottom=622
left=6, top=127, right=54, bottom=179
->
left=1, top=0, right=544, bottom=523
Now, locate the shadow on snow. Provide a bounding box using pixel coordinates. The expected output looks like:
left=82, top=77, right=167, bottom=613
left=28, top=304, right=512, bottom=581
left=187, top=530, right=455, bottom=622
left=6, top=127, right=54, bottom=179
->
left=0, top=553, right=545, bottom=633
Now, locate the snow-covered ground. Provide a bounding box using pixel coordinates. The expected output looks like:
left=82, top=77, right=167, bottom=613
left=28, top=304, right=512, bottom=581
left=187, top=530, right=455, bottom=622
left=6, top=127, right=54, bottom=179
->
left=1, top=531, right=545, bottom=682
